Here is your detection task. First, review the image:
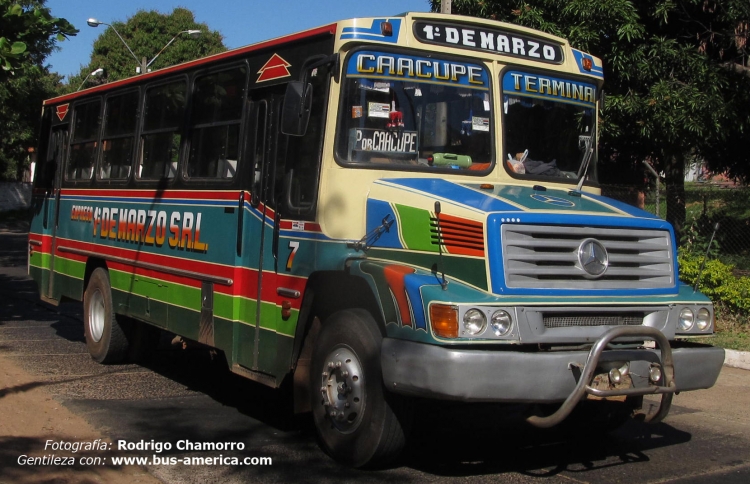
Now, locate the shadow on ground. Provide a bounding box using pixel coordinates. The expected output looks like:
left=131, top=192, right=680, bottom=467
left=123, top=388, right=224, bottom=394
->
left=69, top=341, right=693, bottom=481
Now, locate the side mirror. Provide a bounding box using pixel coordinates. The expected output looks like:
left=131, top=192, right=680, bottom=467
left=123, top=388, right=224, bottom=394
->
left=281, top=81, right=312, bottom=136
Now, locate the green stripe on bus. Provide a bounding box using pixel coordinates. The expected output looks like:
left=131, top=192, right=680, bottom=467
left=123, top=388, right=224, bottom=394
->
left=108, top=269, right=298, bottom=337
left=394, top=204, right=436, bottom=251
left=53, top=256, right=85, bottom=280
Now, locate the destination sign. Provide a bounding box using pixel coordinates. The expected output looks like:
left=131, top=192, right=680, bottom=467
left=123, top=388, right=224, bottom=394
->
left=349, top=128, right=418, bottom=156
left=348, top=51, right=489, bottom=89
left=503, top=71, right=596, bottom=106
left=414, top=21, right=563, bottom=64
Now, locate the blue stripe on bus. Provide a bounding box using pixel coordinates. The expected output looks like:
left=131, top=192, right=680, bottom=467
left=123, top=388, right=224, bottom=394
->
left=378, top=178, right=522, bottom=213
left=341, top=19, right=401, bottom=43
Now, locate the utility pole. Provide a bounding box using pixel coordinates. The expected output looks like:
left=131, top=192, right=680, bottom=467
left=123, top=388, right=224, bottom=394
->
left=441, top=0, right=452, bottom=14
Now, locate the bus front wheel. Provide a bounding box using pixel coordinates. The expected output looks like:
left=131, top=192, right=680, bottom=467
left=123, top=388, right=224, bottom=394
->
left=310, top=309, right=411, bottom=468
left=83, top=267, right=129, bottom=363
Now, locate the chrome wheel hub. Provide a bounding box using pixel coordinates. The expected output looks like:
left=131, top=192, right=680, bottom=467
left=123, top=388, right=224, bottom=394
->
left=319, top=347, right=364, bottom=432
left=88, top=289, right=105, bottom=343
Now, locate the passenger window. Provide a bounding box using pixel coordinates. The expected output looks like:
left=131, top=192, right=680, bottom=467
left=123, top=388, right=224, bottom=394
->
left=101, top=90, right=138, bottom=180
left=139, top=81, right=186, bottom=180
left=67, top=100, right=101, bottom=181
left=187, top=67, right=246, bottom=179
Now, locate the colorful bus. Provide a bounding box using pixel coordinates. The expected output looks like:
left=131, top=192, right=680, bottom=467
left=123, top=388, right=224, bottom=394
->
left=28, top=12, right=724, bottom=467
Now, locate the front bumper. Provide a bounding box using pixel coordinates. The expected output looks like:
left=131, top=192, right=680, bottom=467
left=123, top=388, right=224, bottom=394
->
left=381, top=330, right=724, bottom=405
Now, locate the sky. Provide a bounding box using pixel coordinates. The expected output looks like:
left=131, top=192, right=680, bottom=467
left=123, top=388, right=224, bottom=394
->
left=46, top=0, right=432, bottom=80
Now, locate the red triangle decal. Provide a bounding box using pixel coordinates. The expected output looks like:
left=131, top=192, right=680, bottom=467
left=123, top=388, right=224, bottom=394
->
left=56, top=104, right=69, bottom=122
left=257, top=54, right=292, bottom=83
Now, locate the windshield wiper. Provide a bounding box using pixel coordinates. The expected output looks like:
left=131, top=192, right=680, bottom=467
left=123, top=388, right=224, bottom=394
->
left=572, top=134, right=594, bottom=194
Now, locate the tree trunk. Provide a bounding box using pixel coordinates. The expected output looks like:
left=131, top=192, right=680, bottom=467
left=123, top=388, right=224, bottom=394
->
left=664, top=150, right=686, bottom=244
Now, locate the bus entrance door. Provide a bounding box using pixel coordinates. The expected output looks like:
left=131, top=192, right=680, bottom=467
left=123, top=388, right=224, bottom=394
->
left=234, top=89, right=285, bottom=382
left=40, top=125, right=68, bottom=302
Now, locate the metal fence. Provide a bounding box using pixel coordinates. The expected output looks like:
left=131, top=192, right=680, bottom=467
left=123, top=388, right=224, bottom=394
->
left=601, top=182, right=750, bottom=273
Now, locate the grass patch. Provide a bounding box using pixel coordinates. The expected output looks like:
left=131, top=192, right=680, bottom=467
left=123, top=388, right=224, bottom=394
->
left=710, top=329, right=750, bottom=352
left=709, top=311, right=750, bottom=351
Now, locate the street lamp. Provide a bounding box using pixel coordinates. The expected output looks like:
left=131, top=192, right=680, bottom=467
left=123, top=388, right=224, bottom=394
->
left=87, top=18, right=142, bottom=73
left=77, top=67, right=104, bottom=91
left=87, top=18, right=201, bottom=74
left=145, top=30, right=202, bottom=70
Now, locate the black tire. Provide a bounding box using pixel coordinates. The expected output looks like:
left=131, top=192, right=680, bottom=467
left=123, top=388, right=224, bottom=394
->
left=310, top=309, right=411, bottom=468
left=83, top=267, right=129, bottom=363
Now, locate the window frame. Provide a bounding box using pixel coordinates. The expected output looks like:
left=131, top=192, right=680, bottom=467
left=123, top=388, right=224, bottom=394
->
left=280, top=55, right=333, bottom=219
left=65, top=97, right=103, bottom=184
left=97, top=87, right=140, bottom=183
left=183, top=62, right=250, bottom=184
left=333, top=46, right=495, bottom=176
left=135, top=75, right=189, bottom=185
left=499, top=65, right=600, bottom=187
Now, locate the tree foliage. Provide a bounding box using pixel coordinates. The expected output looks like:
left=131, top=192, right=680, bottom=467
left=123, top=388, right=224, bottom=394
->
left=0, top=0, right=77, bottom=74
left=0, top=66, right=62, bottom=179
left=66, top=8, right=226, bottom=91
left=431, top=0, right=750, bottom=239
left=0, top=0, right=74, bottom=181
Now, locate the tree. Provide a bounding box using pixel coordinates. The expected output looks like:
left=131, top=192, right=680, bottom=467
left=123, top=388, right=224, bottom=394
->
left=66, top=8, right=226, bottom=91
left=0, top=67, right=62, bottom=179
left=431, top=0, right=750, bottom=240
left=0, top=0, right=76, bottom=181
left=0, top=0, right=76, bottom=74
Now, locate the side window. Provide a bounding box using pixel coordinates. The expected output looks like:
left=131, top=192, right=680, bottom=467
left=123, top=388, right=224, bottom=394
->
left=67, top=100, right=101, bottom=181
left=283, top=63, right=330, bottom=218
left=187, top=67, right=247, bottom=180
left=139, top=80, right=186, bottom=180
left=101, top=90, right=138, bottom=180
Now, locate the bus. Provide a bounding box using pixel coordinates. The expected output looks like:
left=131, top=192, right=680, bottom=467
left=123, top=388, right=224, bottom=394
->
left=28, top=12, right=725, bottom=467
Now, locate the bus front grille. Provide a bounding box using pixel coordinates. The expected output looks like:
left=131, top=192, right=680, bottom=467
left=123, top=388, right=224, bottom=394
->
left=501, top=224, right=674, bottom=290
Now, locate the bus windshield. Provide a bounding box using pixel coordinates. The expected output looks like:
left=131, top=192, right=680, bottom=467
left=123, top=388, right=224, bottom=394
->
left=336, top=50, right=493, bottom=173
left=502, top=70, right=598, bottom=184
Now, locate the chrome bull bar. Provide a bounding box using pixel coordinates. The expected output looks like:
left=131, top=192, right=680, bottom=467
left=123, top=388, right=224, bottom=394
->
left=527, top=326, right=676, bottom=428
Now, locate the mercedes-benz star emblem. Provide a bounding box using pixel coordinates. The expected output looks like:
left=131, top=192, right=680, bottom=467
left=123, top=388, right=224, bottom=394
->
left=578, top=238, right=608, bottom=277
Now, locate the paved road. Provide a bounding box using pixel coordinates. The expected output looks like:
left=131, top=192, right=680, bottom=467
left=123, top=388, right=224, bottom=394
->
left=1, top=225, right=749, bottom=483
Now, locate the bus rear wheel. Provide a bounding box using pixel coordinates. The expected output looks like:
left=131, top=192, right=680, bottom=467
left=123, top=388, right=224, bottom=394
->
left=310, top=309, right=411, bottom=468
left=83, top=267, right=129, bottom=363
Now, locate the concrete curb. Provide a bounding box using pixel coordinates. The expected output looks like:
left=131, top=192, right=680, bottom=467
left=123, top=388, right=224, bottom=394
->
left=724, top=349, right=750, bottom=371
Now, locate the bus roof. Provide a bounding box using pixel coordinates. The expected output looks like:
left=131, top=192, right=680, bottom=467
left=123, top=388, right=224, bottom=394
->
left=44, top=23, right=337, bottom=106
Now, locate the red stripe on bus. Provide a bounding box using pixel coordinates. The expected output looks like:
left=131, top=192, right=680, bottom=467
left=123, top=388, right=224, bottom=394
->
left=52, top=237, right=307, bottom=308
left=29, top=233, right=53, bottom=253
left=278, top=220, right=323, bottom=232
left=59, top=188, right=240, bottom=200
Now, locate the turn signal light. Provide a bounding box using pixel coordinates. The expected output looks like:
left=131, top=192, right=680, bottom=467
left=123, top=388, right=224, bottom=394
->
left=430, top=304, right=458, bottom=338
left=381, top=21, right=393, bottom=37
